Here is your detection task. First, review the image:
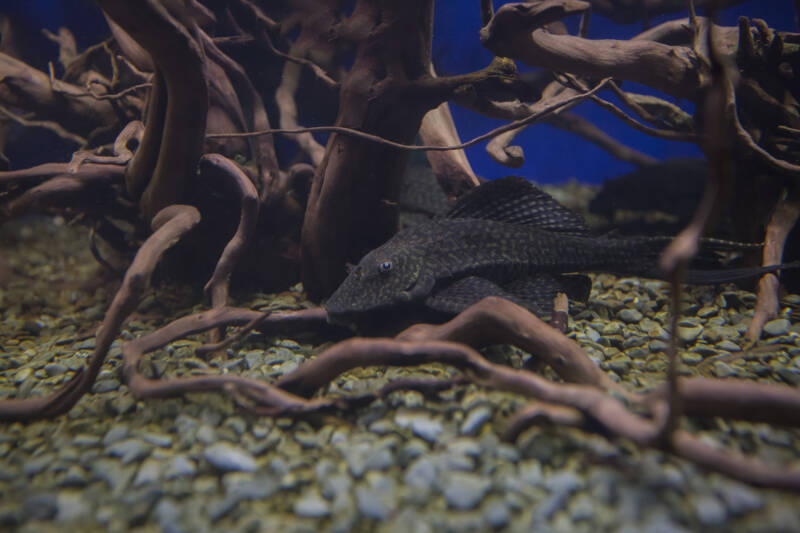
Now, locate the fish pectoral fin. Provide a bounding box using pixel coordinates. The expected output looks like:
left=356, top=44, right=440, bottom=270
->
left=425, top=274, right=593, bottom=317
left=502, top=273, right=592, bottom=310
left=401, top=273, right=437, bottom=302
left=426, top=276, right=523, bottom=314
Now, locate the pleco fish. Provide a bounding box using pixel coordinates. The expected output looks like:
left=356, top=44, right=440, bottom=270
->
left=325, top=177, right=793, bottom=327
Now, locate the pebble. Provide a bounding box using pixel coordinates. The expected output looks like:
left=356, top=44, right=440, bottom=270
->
left=447, top=438, right=483, bottom=458
left=627, top=347, right=650, bottom=359
left=108, top=438, right=152, bottom=464
left=691, top=343, right=720, bottom=357
left=714, top=361, right=736, bottom=378
left=649, top=339, right=669, bottom=352
left=607, top=354, right=631, bottom=374
left=483, top=497, right=511, bottom=529
left=321, top=474, right=353, bottom=501
left=460, top=406, right=492, bottom=436
left=403, top=456, right=437, bottom=494
left=295, top=431, right=321, bottom=448
left=398, top=414, right=442, bottom=443
left=716, top=483, right=764, bottom=516
left=224, top=472, right=278, bottom=500
left=569, top=493, right=595, bottom=521
left=44, top=362, right=68, bottom=376
left=102, top=425, right=130, bottom=446
left=56, top=490, right=90, bottom=523
left=693, top=495, right=728, bottom=525
left=618, top=308, right=643, bottom=323
left=23, top=453, right=54, bottom=475
left=716, top=339, right=741, bottom=352
left=343, top=441, right=372, bottom=478
left=677, top=324, right=703, bottom=343
left=204, top=443, right=257, bottom=472
left=72, top=433, right=100, bottom=447
left=111, top=395, right=136, bottom=415
left=142, top=432, right=173, bottom=448
left=93, top=459, right=135, bottom=493
left=14, top=367, right=32, bottom=384
left=74, top=338, right=96, bottom=350
left=133, top=458, right=162, bottom=486
left=154, top=499, right=183, bottom=533
left=776, top=367, right=800, bottom=386
left=681, top=351, right=704, bottom=365
left=697, top=306, right=717, bottom=318
left=442, top=471, right=491, bottom=510
left=355, top=485, right=392, bottom=520
left=545, top=471, right=581, bottom=494
left=92, top=378, right=120, bottom=393
left=763, top=318, right=791, bottom=337
left=364, top=446, right=394, bottom=472
left=704, top=325, right=739, bottom=343
left=167, top=454, right=197, bottom=478
left=196, top=425, right=217, bottom=445
left=22, top=493, right=58, bottom=521
left=294, top=490, right=331, bottom=518
left=584, top=327, right=601, bottom=342
left=59, top=465, right=88, bottom=487
left=243, top=351, right=263, bottom=369
left=0, top=504, right=21, bottom=528
left=207, top=494, right=239, bottom=522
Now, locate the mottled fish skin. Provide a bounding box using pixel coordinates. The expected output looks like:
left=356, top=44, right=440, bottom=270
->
left=326, top=218, right=665, bottom=322
left=324, top=177, right=770, bottom=326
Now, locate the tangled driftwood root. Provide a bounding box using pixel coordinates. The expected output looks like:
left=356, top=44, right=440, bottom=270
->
left=2, top=0, right=800, bottom=497
left=114, top=297, right=800, bottom=491
left=4, top=275, right=800, bottom=491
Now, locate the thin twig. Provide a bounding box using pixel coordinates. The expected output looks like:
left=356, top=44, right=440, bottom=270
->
left=195, top=311, right=271, bottom=356
left=87, top=80, right=152, bottom=101
left=207, top=78, right=613, bottom=151
left=559, top=73, right=699, bottom=142
left=259, top=29, right=338, bottom=89
left=652, top=262, right=685, bottom=447
left=0, top=105, right=86, bottom=146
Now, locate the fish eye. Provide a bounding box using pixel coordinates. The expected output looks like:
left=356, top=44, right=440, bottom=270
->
left=379, top=260, right=393, bottom=274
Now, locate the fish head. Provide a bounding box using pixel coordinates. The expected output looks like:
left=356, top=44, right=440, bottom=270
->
left=325, top=244, right=433, bottom=326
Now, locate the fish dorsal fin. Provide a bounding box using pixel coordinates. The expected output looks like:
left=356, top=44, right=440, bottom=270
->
left=444, top=176, right=589, bottom=234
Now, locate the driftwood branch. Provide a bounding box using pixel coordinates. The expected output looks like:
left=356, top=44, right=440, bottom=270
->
left=120, top=306, right=342, bottom=413
left=418, top=68, right=480, bottom=197
left=0, top=52, right=117, bottom=137
left=98, top=0, right=208, bottom=220
left=481, top=2, right=710, bottom=99
left=0, top=164, right=126, bottom=222
left=199, top=154, right=259, bottom=312
left=746, top=192, right=800, bottom=343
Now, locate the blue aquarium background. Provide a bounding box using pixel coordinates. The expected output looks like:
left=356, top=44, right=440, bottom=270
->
left=433, top=0, right=797, bottom=183
left=3, top=0, right=797, bottom=183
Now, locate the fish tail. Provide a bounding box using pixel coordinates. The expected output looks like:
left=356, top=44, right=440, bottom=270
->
left=685, top=260, right=800, bottom=284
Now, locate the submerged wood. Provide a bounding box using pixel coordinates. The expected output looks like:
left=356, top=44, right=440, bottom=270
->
left=0, top=0, right=799, bottom=496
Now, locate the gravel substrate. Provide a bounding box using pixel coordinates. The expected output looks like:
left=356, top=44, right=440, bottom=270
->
left=1, top=214, right=800, bottom=533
